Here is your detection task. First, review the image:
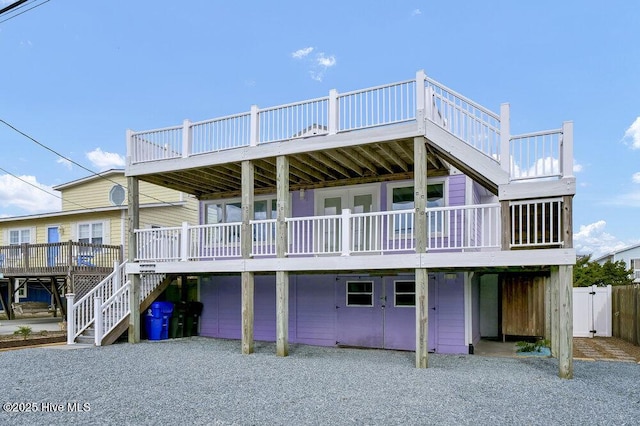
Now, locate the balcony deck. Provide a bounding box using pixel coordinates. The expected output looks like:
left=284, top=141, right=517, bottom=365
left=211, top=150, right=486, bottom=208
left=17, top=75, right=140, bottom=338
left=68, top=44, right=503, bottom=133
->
left=124, top=70, right=576, bottom=276
left=0, top=241, right=123, bottom=278
left=126, top=71, right=575, bottom=200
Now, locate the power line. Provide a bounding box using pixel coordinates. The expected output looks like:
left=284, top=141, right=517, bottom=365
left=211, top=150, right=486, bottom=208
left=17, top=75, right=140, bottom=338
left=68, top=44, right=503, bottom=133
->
left=0, top=119, right=199, bottom=213
left=0, top=0, right=50, bottom=24
left=0, top=165, right=95, bottom=212
left=0, top=0, right=29, bottom=16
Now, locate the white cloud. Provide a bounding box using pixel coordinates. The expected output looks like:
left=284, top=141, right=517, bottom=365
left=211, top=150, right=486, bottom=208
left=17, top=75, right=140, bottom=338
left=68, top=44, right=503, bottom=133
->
left=292, top=47, right=314, bottom=59
left=316, top=53, right=336, bottom=68
left=573, top=161, right=583, bottom=173
left=412, top=9, right=422, bottom=16
left=292, top=46, right=336, bottom=82
left=623, top=117, right=640, bottom=149
left=633, top=172, right=640, bottom=184
left=57, top=157, right=72, bottom=170
left=0, top=174, right=61, bottom=214
left=86, top=148, right=125, bottom=170
left=574, top=220, right=629, bottom=258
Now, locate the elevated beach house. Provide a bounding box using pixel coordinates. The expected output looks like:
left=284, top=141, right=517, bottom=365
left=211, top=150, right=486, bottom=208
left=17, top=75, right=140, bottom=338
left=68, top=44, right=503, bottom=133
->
left=0, top=169, right=197, bottom=332
left=72, top=71, right=577, bottom=378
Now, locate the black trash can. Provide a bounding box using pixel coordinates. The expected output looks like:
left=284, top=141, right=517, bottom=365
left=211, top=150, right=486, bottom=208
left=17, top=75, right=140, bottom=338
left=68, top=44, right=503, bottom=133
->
left=169, top=301, right=188, bottom=338
left=185, top=301, right=204, bottom=337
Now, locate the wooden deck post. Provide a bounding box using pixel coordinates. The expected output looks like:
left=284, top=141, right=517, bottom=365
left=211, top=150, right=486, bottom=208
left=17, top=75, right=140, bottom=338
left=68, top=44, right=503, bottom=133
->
left=241, top=160, right=255, bottom=355
left=414, top=136, right=429, bottom=368
left=500, top=200, right=511, bottom=250
left=127, top=176, right=141, bottom=343
left=276, top=156, right=289, bottom=357
left=557, top=265, right=573, bottom=379
left=550, top=266, right=559, bottom=358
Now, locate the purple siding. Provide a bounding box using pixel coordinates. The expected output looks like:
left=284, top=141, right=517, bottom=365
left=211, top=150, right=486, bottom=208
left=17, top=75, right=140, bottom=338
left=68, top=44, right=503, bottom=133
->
left=435, top=273, right=467, bottom=354
left=198, top=272, right=468, bottom=354
left=448, top=174, right=466, bottom=206
left=292, top=275, right=336, bottom=346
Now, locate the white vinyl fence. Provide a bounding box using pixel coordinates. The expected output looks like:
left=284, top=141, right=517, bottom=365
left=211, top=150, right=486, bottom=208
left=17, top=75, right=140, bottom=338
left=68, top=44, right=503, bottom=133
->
left=573, top=285, right=612, bottom=338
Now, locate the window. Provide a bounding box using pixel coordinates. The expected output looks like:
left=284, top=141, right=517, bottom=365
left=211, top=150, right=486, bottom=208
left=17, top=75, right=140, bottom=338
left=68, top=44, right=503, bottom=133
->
left=9, top=229, right=31, bottom=245
left=389, top=181, right=446, bottom=235
left=17, top=281, right=27, bottom=299
left=78, top=222, right=104, bottom=246
left=346, top=281, right=374, bottom=306
left=204, top=198, right=278, bottom=224
left=394, top=280, right=415, bottom=307
left=8, top=228, right=31, bottom=257
left=203, top=198, right=280, bottom=243
left=109, top=184, right=126, bottom=206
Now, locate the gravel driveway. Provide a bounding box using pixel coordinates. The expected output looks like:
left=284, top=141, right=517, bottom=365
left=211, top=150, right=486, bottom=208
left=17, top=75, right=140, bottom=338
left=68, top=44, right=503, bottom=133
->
left=1, top=337, right=639, bottom=425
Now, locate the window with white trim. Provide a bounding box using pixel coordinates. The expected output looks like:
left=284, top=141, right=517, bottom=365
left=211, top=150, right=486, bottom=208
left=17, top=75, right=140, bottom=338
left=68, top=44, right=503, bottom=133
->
left=346, top=281, right=374, bottom=306
left=9, top=228, right=31, bottom=257
left=78, top=222, right=104, bottom=247
left=388, top=180, right=446, bottom=235
left=204, top=197, right=280, bottom=242
left=394, top=280, right=415, bottom=307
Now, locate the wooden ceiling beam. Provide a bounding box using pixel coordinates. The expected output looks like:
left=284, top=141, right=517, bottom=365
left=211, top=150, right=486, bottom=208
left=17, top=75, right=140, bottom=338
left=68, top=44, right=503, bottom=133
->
left=311, top=152, right=354, bottom=179
left=377, top=143, right=409, bottom=172
left=356, top=145, right=394, bottom=174
left=337, top=148, right=378, bottom=175
left=322, top=150, right=363, bottom=176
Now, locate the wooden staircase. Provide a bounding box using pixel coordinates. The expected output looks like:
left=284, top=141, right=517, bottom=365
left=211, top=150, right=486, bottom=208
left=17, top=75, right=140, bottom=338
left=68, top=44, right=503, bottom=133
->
left=68, top=262, right=173, bottom=346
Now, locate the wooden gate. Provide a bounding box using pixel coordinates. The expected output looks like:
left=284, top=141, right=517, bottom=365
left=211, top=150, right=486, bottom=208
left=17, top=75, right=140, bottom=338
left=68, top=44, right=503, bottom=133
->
left=501, top=274, right=545, bottom=340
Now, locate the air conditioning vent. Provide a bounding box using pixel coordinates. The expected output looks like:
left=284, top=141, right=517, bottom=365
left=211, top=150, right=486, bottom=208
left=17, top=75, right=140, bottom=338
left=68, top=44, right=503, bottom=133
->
left=109, top=184, right=126, bottom=206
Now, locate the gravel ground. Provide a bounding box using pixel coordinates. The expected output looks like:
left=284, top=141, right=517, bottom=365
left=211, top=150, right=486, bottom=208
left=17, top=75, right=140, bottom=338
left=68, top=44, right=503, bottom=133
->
left=1, top=337, right=639, bottom=425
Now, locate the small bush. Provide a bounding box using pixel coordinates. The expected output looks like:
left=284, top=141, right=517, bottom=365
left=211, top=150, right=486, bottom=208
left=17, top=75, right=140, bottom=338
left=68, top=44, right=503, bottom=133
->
left=13, top=326, right=33, bottom=340
left=516, top=338, right=550, bottom=353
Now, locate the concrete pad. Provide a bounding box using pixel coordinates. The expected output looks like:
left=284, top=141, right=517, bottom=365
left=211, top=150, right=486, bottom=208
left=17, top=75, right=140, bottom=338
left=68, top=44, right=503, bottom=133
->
left=0, top=318, right=64, bottom=335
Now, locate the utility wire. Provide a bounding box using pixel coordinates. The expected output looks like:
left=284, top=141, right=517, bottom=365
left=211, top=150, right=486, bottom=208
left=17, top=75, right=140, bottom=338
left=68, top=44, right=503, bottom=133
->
left=0, top=0, right=50, bottom=24
left=0, top=165, right=96, bottom=212
left=0, top=0, right=29, bottom=16
left=0, top=119, right=199, bottom=213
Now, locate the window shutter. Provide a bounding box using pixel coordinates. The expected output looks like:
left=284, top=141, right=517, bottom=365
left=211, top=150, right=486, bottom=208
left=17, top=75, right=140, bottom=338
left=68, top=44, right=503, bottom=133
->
left=30, top=227, right=36, bottom=243
left=71, top=223, right=77, bottom=241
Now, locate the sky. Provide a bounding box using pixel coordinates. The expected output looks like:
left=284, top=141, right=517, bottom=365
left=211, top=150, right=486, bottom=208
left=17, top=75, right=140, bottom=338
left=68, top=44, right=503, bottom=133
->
left=0, top=0, right=639, bottom=258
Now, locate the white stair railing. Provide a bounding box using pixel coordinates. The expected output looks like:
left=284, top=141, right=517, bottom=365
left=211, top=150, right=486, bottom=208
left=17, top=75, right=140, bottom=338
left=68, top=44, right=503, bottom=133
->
left=67, top=261, right=167, bottom=345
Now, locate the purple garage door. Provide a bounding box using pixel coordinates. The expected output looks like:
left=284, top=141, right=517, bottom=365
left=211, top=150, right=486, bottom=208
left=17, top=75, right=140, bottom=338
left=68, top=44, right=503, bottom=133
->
left=335, top=275, right=437, bottom=351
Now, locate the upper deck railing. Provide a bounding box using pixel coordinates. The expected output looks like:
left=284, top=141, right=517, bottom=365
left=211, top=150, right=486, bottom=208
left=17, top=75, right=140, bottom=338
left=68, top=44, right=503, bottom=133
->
left=0, top=241, right=123, bottom=276
left=128, top=71, right=573, bottom=181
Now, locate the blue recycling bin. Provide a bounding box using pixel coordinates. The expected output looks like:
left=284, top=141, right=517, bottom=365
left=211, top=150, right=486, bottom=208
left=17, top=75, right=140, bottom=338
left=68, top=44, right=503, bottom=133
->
left=146, top=301, right=174, bottom=340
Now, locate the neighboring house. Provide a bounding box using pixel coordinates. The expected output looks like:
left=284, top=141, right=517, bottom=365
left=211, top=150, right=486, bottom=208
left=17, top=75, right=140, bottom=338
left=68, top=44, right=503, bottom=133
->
left=74, top=71, right=577, bottom=378
left=0, top=169, right=198, bottom=319
left=594, top=243, right=640, bottom=283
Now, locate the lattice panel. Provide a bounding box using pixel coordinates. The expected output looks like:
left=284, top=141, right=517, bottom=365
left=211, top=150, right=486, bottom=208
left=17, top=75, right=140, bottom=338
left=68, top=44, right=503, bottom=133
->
left=73, top=274, right=108, bottom=300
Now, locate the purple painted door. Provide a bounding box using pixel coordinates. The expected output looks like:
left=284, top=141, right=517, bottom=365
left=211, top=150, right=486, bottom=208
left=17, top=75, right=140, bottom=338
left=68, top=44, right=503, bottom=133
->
left=383, top=275, right=437, bottom=352
left=336, top=275, right=438, bottom=351
left=335, top=277, right=384, bottom=347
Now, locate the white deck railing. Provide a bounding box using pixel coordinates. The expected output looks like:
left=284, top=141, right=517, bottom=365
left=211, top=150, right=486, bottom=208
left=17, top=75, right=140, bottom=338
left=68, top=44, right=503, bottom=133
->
left=425, top=78, right=501, bottom=161
left=191, top=113, right=252, bottom=154
left=259, top=97, right=329, bottom=144
left=510, top=129, right=563, bottom=180
left=338, top=79, right=416, bottom=132
left=133, top=204, right=509, bottom=262
left=128, top=71, right=572, bottom=182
